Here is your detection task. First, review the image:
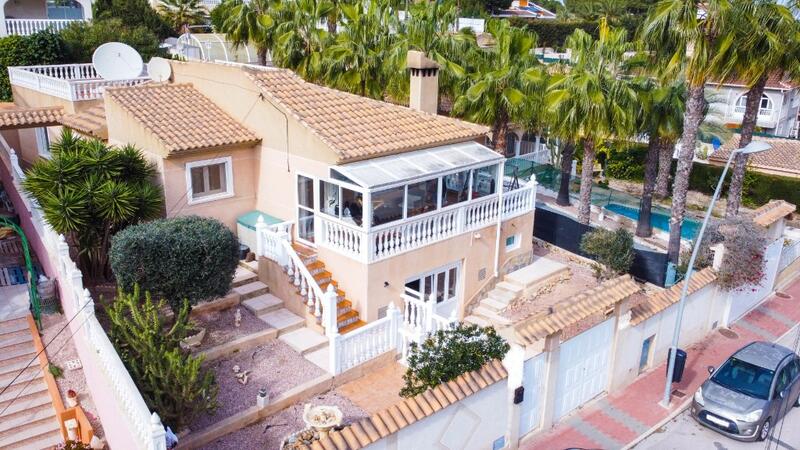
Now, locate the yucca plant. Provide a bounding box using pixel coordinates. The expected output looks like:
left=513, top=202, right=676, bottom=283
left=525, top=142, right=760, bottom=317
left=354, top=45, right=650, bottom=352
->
left=22, top=129, right=163, bottom=280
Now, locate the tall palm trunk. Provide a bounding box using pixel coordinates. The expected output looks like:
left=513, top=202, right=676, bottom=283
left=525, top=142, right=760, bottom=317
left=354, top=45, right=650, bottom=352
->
left=667, top=84, right=705, bottom=263
left=577, top=138, right=595, bottom=224
left=636, top=136, right=665, bottom=237
left=654, top=140, right=674, bottom=199
left=556, top=141, right=575, bottom=206
left=257, top=47, right=268, bottom=66
left=492, top=109, right=510, bottom=154
left=725, top=75, right=767, bottom=218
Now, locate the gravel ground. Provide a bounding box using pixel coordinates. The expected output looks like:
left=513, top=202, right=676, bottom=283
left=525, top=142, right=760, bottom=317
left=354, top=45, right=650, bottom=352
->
left=192, top=307, right=270, bottom=352
left=190, top=340, right=327, bottom=431
left=199, top=390, right=369, bottom=450
left=40, top=313, right=106, bottom=439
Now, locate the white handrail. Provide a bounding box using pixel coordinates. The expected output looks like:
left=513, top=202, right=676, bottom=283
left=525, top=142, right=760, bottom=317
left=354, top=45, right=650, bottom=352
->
left=328, top=302, right=400, bottom=374
left=281, top=239, right=328, bottom=322
left=8, top=64, right=149, bottom=101
left=4, top=18, right=83, bottom=36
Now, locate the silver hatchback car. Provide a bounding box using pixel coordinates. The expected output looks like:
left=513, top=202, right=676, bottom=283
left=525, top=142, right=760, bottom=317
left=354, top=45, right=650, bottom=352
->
left=691, top=341, right=800, bottom=441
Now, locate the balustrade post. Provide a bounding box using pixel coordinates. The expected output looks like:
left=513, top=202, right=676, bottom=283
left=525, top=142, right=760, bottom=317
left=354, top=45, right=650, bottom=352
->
left=387, top=302, right=400, bottom=351
left=425, top=295, right=436, bottom=334
left=150, top=412, right=167, bottom=450
left=255, top=215, right=266, bottom=257
left=323, top=284, right=339, bottom=335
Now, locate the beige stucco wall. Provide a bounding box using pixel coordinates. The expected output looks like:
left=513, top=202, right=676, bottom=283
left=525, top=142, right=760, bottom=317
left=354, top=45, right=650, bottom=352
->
left=11, top=85, right=102, bottom=114
left=318, top=212, right=534, bottom=321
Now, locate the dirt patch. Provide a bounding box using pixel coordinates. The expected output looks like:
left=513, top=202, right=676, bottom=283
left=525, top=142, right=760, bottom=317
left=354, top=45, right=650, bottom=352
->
left=189, top=340, right=327, bottom=432
left=192, top=307, right=270, bottom=352
left=199, top=390, right=368, bottom=450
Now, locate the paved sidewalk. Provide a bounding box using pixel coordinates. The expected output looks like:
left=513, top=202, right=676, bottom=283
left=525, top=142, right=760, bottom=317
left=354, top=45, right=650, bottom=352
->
left=522, top=277, right=800, bottom=450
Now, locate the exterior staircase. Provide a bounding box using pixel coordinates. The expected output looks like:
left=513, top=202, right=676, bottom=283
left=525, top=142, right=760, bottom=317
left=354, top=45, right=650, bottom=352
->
left=290, top=243, right=365, bottom=334
left=0, top=314, right=61, bottom=450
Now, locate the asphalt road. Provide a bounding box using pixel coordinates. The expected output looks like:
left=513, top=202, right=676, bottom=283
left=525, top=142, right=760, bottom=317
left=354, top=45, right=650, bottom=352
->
left=635, top=326, right=800, bottom=450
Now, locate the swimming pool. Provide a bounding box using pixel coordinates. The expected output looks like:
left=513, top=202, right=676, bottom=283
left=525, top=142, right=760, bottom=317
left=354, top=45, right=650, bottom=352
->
left=604, top=203, right=700, bottom=240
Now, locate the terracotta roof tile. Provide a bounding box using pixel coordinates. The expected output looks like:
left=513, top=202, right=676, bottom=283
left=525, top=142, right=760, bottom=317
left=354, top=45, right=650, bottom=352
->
left=0, top=105, right=62, bottom=129
left=752, top=200, right=796, bottom=227
left=710, top=134, right=800, bottom=177
left=447, top=379, right=467, bottom=400
left=59, top=104, right=108, bottom=140
left=712, top=71, right=798, bottom=90
left=515, top=275, right=641, bottom=345
left=105, top=83, right=260, bottom=156
left=245, top=68, right=488, bottom=163
left=320, top=361, right=507, bottom=449
left=630, top=268, right=718, bottom=326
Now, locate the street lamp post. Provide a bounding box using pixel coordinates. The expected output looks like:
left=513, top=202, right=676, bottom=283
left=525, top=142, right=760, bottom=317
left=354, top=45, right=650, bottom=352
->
left=660, top=141, right=772, bottom=408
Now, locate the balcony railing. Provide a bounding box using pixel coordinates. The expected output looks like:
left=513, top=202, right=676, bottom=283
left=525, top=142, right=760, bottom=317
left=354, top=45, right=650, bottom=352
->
left=318, top=181, right=537, bottom=263
left=3, top=18, right=84, bottom=36
left=733, top=105, right=773, bottom=117
left=8, top=63, right=149, bottom=101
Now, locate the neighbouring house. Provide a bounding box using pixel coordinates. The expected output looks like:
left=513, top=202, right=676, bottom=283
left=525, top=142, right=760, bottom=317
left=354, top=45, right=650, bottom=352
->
left=709, top=133, right=800, bottom=179
left=0, top=0, right=90, bottom=36
left=494, top=0, right=557, bottom=19
left=706, top=72, right=800, bottom=138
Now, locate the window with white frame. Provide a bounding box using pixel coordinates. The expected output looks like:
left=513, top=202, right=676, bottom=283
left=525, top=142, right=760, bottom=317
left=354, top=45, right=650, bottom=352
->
left=186, top=157, right=234, bottom=204
left=734, top=94, right=773, bottom=117
left=34, top=127, right=50, bottom=158
left=505, top=234, right=521, bottom=252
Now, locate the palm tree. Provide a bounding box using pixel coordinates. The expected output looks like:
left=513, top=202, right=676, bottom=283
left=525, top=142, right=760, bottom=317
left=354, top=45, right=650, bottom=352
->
left=157, top=0, right=208, bottom=34
left=545, top=20, right=637, bottom=224
left=217, top=0, right=276, bottom=65
left=452, top=19, right=543, bottom=153
left=641, top=0, right=732, bottom=263
left=710, top=0, right=799, bottom=217
left=323, top=0, right=398, bottom=99
left=273, top=0, right=334, bottom=81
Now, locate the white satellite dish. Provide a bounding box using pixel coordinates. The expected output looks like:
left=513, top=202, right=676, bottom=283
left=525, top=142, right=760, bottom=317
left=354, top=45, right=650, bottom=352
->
left=92, top=42, right=144, bottom=81
left=147, top=57, right=172, bottom=83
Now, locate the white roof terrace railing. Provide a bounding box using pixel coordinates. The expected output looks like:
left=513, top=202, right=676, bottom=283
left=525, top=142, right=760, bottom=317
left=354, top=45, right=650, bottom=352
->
left=4, top=18, right=84, bottom=36
left=8, top=63, right=149, bottom=101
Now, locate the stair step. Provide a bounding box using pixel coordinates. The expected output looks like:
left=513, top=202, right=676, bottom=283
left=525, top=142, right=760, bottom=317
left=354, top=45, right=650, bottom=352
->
left=4, top=429, right=63, bottom=450
left=464, top=315, right=491, bottom=327
left=232, top=267, right=258, bottom=288
left=238, top=260, right=259, bottom=274
left=495, top=281, right=524, bottom=295
left=0, top=357, right=37, bottom=377
left=0, top=365, right=41, bottom=388
left=337, top=299, right=352, bottom=316
left=0, top=331, right=33, bottom=348
left=0, top=318, right=28, bottom=337
left=473, top=306, right=512, bottom=326
left=304, top=347, right=330, bottom=372
left=0, top=418, right=60, bottom=448
left=0, top=401, right=57, bottom=434
left=0, top=346, right=36, bottom=367
left=487, top=289, right=516, bottom=304
left=480, top=297, right=508, bottom=312
left=0, top=380, right=47, bottom=409
left=279, top=328, right=328, bottom=355
left=337, top=310, right=359, bottom=325
left=338, top=320, right=366, bottom=334
left=233, top=281, right=269, bottom=300
left=0, top=389, right=52, bottom=419
left=258, top=308, right=304, bottom=335
left=242, top=293, right=283, bottom=316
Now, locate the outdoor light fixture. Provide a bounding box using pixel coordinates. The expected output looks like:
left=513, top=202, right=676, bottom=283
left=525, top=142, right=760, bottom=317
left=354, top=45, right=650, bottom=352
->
left=660, top=141, right=771, bottom=407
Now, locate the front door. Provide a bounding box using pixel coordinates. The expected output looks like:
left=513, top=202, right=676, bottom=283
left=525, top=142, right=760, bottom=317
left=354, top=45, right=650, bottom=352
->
left=296, top=174, right=316, bottom=245
left=404, top=262, right=460, bottom=316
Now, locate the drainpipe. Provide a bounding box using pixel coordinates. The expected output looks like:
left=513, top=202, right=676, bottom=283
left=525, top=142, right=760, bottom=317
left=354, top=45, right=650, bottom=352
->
left=494, top=159, right=506, bottom=277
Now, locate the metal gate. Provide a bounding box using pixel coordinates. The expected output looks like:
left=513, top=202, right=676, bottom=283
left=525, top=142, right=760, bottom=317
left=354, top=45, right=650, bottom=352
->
left=553, top=318, right=615, bottom=420
left=519, top=352, right=546, bottom=437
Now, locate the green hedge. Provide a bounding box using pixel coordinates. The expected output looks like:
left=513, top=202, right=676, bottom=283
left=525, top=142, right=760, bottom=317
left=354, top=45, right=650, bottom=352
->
left=604, top=144, right=648, bottom=181
left=0, top=31, right=64, bottom=101
left=508, top=17, right=640, bottom=49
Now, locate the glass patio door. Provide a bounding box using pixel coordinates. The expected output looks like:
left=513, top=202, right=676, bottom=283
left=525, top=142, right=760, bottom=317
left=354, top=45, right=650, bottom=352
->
left=297, top=174, right=316, bottom=244
left=404, top=262, right=460, bottom=315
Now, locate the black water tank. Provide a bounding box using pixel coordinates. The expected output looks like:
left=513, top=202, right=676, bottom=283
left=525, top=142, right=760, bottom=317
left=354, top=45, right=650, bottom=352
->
left=666, top=348, right=687, bottom=383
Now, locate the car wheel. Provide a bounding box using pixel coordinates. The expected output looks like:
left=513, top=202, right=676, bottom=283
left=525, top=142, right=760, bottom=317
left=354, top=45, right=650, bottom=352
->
left=757, top=418, right=772, bottom=442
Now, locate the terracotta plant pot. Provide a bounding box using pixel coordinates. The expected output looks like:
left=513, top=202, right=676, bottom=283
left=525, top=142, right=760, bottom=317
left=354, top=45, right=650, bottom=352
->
left=66, top=390, right=79, bottom=408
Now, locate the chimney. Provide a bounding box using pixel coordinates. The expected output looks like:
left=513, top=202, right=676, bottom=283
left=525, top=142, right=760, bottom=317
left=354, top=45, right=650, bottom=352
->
left=407, top=50, right=439, bottom=115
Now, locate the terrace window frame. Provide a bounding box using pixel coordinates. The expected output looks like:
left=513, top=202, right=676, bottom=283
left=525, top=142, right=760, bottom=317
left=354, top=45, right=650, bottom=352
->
left=185, top=156, right=234, bottom=205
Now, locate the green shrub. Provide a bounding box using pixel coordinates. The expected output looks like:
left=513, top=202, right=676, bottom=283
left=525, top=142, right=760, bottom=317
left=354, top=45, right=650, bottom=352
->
left=604, top=144, right=648, bottom=181
left=0, top=31, right=64, bottom=101
left=60, top=19, right=164, bottom=63
left=688, top=163, right=800, bottom=208
left=400, top=323, right=509, bottom=398
left=109, top=215, right=240, bottom=310
left=580, top=228, right=635, bottom=279
left=509, top=18, right=599, bottom=49
left=93, top=0, right=173, bottom=39
left=107, top=286, right=217, bottom=429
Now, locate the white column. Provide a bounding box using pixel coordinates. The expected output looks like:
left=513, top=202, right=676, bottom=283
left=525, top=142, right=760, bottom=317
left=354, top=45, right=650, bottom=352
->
left=503, top=345, right=525, bottom=450
left=150, top=413, right=167, bottom=450
left=255, top=215, right=266, bottom=258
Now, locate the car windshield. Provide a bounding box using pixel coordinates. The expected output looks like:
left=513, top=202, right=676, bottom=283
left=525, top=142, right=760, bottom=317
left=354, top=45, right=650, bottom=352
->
left=712, top=357, right=774, bottom=400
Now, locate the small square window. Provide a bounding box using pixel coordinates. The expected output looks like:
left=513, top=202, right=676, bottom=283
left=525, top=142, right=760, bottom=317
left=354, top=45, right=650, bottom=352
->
left=505, top=234, right=521, bottom=252
left=186, top=157, right=234, bottom=204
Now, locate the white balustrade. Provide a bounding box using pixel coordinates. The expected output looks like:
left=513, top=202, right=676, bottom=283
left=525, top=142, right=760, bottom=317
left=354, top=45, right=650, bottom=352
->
left=4, top=18, right=83, bottom=36
left=371, top=208, right=461, bottom=261
left=779, top=239, right=800, bottom=272
left=320, top=217, right=364, bottom=259
left=8, top=64, right=148, bottom=101
left=398, top=290, right=457, bottom=364
left=328, top=302, right=400, bottom=374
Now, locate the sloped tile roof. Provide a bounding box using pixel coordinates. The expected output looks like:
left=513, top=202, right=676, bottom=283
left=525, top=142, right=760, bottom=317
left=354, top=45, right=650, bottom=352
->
left=712, top=72, right=798, bottom=90
left=60, top=104, right=108, bottom=140
left=0, top=105, right=63, bottom=129
left=105, top=83, right=260, bottom=155
left=514, top=275, right=641, bottom=345
left=245, top=68, right=489, bottom=163
left=709, top=134, right=800, bottom=177
left=630, top=268, right=718, bottom=326
left=751, top=199, right=796, bottom=227
left=292, top=360, right=507, bottom=450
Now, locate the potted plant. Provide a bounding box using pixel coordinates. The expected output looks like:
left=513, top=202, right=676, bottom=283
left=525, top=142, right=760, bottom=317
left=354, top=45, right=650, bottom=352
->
left=66, top=389, right=79, bottom=407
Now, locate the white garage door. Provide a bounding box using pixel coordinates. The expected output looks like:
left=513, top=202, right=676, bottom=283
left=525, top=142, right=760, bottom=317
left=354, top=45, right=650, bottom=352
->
left=519, top=352, right=546, bottom=437
left=554, top=318, right=615, bottom=420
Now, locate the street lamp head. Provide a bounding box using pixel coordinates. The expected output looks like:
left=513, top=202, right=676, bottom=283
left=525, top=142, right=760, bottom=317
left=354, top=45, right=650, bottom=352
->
left=737, top=141, right=772, bottom=155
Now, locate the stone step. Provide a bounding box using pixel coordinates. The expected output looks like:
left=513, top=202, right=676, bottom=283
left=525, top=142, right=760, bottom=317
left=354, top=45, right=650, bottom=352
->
left=0, top=364, right=41, bottom=388
left=304, top=346, right=330, bottom=372
left=0, top=345, right=36, bottom=366
left=0, top=400, right=56, bottom=434
left=242, top=293, right=283, bottom=316
left=487, top=289, right=516, bottom=305
left=0, top=358, right=37, bottom=377
left=472, top=306, right=512, bottom=326
left=505, top=259, right=570, bottom=290
left=279, top=328, right=329, bottom=355
left=337, top=310, right=360, bottom=328
left=337, top=299, right=352, bottom=316
left=494, top=281, right=524, bottom=296
left=0, top=418, right=60, bottom=448
left=464, top=315, right=491, bottom=327
left=0, top=330, right=33, bottom=348
left=4, top=430, right=63, bottom=450
left=0, top=318, right=28, bottom=337
left=0, top=389, right=52, bottom=419
left=232, top=267, right=258, bottom=288
left=339, top=320, right=366, bottom=334
left=479, top=297, right=508, bottom=312
left=238, top=259, right=259, bottom=274
left=258, top=308, right=304, bottom=336
left=0, top=379, right=47, bottom=410
left=233, top=281, right=269, bottom=300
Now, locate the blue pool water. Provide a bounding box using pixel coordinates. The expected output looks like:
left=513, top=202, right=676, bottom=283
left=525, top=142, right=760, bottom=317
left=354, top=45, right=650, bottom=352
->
left=604, top=203, right=700, bottom=240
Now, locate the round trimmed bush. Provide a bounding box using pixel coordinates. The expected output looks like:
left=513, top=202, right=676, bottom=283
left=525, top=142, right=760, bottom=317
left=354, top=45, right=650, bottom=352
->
left=110, top=216, right=240, bottom=310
